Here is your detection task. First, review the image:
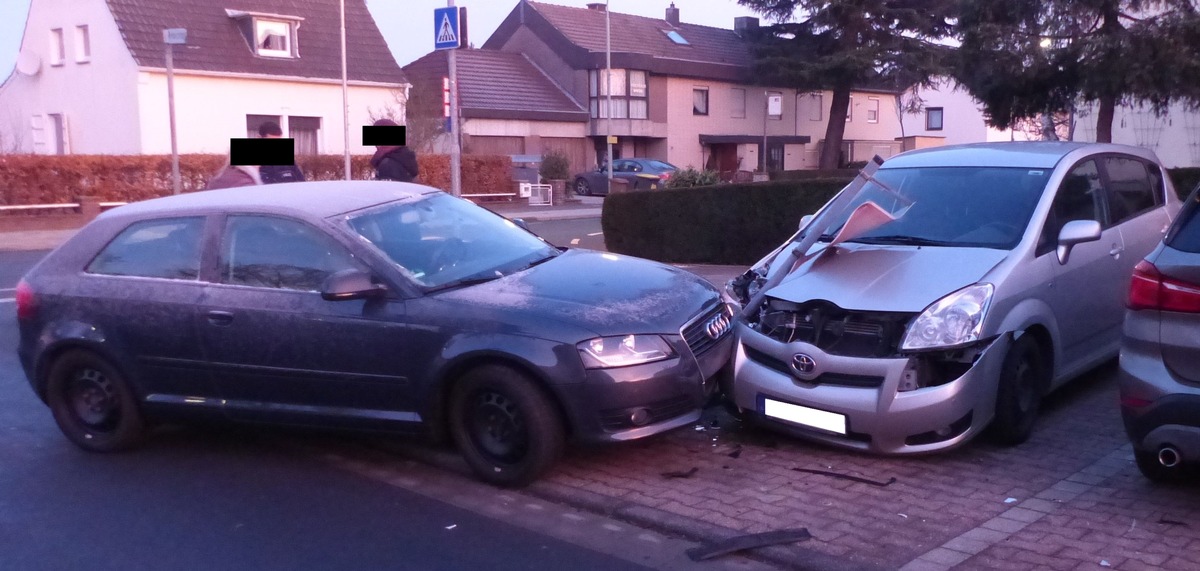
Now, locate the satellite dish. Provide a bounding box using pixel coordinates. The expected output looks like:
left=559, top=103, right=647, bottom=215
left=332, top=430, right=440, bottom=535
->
left=15, top=49, right=41, bottom=76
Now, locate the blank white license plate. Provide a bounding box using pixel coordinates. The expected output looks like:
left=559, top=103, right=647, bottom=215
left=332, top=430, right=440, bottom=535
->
left=763, top=398, right=846, bottom=435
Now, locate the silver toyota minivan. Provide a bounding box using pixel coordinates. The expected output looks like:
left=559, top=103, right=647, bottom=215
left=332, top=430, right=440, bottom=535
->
left=727, top=142, right=1181, bottom=454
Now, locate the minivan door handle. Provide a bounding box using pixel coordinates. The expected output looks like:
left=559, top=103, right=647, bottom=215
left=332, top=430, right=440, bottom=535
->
left=206, top=311, right=234, bottom=326
left=1109, top=245, right=1123, bottom=259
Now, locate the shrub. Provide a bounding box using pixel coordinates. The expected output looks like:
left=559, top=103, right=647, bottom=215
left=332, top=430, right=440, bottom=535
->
left=602, top=178, right=853, bottom=265
left=538, top=149, right=571, bottom=181
left=665, top=167, right=721, bottom=189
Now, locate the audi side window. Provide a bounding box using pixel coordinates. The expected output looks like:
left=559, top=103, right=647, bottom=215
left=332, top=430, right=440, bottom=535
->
left=220, top=216, right=362, bottom=291
left=87, top=217, right=204, bottom=280
left=1104, top=156, right=1158, bottom=225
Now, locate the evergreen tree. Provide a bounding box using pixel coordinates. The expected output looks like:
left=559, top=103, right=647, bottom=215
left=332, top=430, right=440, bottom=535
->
left=956, top=0, right=1200, bottom=142
left=738, top=0, right=956, bottom=169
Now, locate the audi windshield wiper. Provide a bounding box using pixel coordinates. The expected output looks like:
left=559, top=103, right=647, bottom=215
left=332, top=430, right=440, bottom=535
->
left=851, top=235, right=955, bottom=247
left=424, top=273, right=503, bottom=293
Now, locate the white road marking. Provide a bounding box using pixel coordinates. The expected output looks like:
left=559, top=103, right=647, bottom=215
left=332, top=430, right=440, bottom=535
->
left=587, top=232, right=603, bottom=236
left=0, top=298, right=14, bottom=304
left=0, top=288, right=15, bottom=293
left=570, top=238, right=580, bottom=245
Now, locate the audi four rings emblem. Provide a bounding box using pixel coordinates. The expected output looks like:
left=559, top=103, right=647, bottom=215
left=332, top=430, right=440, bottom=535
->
left=704, top=312, right=731, bottom=339
left=793, top=354, right=816, bottom=374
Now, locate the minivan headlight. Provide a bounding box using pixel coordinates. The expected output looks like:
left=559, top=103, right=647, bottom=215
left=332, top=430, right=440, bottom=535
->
left=901, top=283, right=994, bottom=351
left=578, top=335, right=675, bottom=369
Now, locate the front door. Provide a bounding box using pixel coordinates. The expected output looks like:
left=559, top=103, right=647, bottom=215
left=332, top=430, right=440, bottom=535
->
left=198, top=215, right=419, bottom=430
left=1042, top=159, right=1126, bottom=368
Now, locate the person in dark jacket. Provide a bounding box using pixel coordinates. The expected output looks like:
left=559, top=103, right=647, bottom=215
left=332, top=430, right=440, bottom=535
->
left=257, top=121, right=307, bottom=184
left=369, top=118, right=419, bottom=182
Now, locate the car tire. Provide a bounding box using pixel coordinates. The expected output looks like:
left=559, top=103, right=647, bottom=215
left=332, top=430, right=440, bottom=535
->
left=990, top=334, right=1048, bottom=446
left=449, top=364, right=565, bottom=487
left=575, top=178, right=591, bottom=196
left=45, top=349, right=146, bottom=452
left=1134, top=448, right=1187, bottom=483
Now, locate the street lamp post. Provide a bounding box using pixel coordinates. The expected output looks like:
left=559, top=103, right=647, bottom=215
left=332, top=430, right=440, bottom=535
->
left=163, top=28, right=186, bottom=195
left=605, top=0, right=613, bottom=184
left=340, top=0, right=351, bottom=180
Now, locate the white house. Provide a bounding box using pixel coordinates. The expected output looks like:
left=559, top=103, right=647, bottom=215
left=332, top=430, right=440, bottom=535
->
left=903, top=77, right=1200, bottom=168
left=0, top=0, right=408, bottom=156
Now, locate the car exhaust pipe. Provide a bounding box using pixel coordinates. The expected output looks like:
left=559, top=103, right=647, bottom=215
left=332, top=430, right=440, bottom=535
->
left=1158, top=445, right=1182, bottom=468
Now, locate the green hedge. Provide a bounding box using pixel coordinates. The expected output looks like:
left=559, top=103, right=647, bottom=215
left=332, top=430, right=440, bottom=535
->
left=604, top=167, right=1200, bottom=266
left=601, top=179, right=851, bottom=265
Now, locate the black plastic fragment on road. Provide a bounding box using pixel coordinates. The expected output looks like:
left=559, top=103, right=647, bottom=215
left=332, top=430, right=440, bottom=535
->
left=728, top=447, right=743, bottom=459
left=662, top=467, right=699, bottom=479
left=1159, top=517, right=1189, bottom=527
left=792, top=467, right=896, bottom=487
left=686, top=528, right=812, bottom=561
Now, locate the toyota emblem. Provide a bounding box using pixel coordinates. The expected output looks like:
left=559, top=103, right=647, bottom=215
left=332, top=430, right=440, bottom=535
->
left=792, top=354, right=816, bottom=374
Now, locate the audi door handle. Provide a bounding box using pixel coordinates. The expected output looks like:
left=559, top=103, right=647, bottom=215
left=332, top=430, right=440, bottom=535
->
left=206, top=311, right=234, bottom=326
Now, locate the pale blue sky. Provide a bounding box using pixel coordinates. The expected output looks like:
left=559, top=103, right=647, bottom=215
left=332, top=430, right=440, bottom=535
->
left=0, top=1, right=763, bottom=78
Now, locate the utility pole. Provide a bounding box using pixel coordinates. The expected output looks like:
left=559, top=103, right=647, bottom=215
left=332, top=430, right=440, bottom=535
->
left=448, top=0, right=462, bottom=197
left=605, top=0, right=613, bottom=184
left=340, top=0, right=351, bottom=179
left=163, top=28, right=186, bottom=195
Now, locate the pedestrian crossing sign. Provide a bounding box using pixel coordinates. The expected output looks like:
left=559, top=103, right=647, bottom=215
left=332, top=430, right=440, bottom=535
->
left=434, top=7, right=460, bottom=50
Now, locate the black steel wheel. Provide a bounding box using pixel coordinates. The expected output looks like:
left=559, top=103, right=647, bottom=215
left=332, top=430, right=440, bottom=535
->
left=990, top=334, right=1048, bottom=445
left=574, top=178, right=591, bottom=196
left=449, top=365, right=564, bottom=487
left=45, top=349, right=145, bottom=452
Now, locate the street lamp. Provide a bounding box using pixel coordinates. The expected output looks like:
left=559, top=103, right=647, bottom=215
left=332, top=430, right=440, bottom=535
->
left=340, top=0, right=351, bottom=180
left=163, top=28, right=186, bottom=195
left=605, top=0, right=613, bottom=184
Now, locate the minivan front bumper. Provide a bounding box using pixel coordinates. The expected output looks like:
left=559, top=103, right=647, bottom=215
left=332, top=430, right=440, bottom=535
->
left=730, top=321, right=1008, bottom=454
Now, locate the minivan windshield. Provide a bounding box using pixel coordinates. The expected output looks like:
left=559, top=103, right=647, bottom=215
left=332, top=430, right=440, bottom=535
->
left=345, top=194, right=559, bottom=289
left=815, top=166, right=1051, bottom=250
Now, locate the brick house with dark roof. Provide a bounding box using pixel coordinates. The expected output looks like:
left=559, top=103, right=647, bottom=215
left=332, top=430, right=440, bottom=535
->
left=472, top=0, right=904, bottom=176
left=402, top=48, right=591, bottom=176
left=0, top=0, right=407, bottom=155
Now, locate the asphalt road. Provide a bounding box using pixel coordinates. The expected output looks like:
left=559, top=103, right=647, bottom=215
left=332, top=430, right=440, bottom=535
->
left=0, top=226, right=766, bottom=571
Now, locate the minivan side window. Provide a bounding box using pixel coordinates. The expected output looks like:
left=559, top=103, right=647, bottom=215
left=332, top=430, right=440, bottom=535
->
left=1038, top=160, right=1105, bottom=257
left=87, top=217, right=204, bottom=280
left=1104, top=156, right=1160, bottom=225
left=220, top=216, right=362, bottom=291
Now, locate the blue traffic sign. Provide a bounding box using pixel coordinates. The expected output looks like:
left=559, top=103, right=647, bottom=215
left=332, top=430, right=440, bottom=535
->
left=434, top=7, right=460, bottom=50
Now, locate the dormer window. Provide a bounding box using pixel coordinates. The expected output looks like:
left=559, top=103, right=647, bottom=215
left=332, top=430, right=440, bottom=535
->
left=227, top=10, right=303, bottom=59
left=256, top=19, right=292, bottom=57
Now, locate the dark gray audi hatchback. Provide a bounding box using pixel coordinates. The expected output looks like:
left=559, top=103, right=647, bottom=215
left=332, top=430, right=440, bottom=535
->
left=16, top=181, right=733, bottom=486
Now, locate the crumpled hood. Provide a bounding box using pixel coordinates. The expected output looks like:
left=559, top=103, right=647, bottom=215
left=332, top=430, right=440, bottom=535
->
left=765, top=244, right=1008, bottom=312
left=438, top=249, right=718, bottom=336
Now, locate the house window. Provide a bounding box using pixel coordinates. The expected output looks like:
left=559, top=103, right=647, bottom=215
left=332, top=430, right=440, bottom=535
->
left=588, top=69, right=647, bottom=120
left=846, top=95, right=853, bottom=122
left=49, top=28, right=65, bottom=66
left=731, top=88, right=746, bottom=119
left=246, top=114, right=282, bottom=139
left=75, top=25, right=91, bottom=63
left=693, top=88, right=709, bottom=116
left=289, top=116, right=321, bottom=155
left=867, top=97, right=880, bottom=123
left=48, top=113, right=67, bottom=154
left=926, top=107, right=944, bottom=131
left=767, top=91, right=783, bottom=120
left=255, top=19, right=293, bottom=58
left=808, top=93, right=823, bottom=121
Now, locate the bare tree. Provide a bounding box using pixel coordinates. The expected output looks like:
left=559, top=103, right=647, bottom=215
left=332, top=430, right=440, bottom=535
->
left=367, top=83, right=445, bottom=153
left=0, top=114, right=26, bottom=154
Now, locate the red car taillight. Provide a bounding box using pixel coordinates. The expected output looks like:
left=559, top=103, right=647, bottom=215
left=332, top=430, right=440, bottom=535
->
left=1128, top=260, right=1200, bottom=313
left=15, top=280, right=36, bottom=321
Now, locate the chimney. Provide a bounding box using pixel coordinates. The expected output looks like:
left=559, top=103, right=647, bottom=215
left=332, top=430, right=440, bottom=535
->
left=666, top=2, right=680, bottom=26
left=734, top=17, right=759, bottom=32
left=586, top=3, right=606, bottom=11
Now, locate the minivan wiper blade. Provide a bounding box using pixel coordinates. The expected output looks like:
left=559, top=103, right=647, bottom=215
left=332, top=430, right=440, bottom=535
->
left=852, top=235, right=955, bottom=247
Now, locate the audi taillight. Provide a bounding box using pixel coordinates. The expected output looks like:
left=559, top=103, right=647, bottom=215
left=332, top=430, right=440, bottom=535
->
left=15, top=280, right=36, bottom=321
left=1128, top=260, right=1200, bottom=313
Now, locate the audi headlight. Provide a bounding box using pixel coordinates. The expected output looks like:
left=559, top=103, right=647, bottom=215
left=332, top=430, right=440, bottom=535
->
left=901, top=283, right=994, bottom=351
left=578, top=335, right=675, bottom=369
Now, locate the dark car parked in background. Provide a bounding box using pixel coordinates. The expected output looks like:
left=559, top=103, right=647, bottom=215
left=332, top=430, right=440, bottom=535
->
left=1121, top=184, right=1200, bottom=482
left=15, top=182, right=734, bottom=487
left=573, top=158, right=678, bottom=196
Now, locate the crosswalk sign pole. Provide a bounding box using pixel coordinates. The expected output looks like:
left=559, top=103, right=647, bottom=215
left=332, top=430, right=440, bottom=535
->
left=434, top=2, right=463, bottom=197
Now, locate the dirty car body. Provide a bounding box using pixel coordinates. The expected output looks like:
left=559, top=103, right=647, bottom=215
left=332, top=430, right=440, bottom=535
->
left=16, top=181, right=733, bottom=486
left=727, top=142, right=1180, bottom=454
